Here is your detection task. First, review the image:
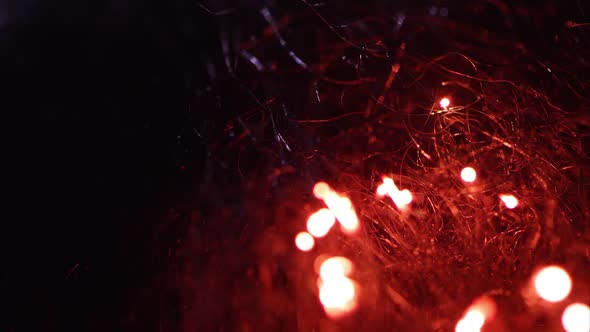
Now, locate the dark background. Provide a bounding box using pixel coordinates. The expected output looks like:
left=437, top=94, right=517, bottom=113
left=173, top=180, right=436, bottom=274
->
left=2, top=1, right=205, bottom=330
left=2, top=0, right=588, bottom=331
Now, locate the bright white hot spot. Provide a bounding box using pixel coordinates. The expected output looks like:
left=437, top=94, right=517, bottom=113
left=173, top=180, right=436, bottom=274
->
left=318, top=256, right=357, bottom=317
left=312, top=182, right=359, bottom=233
left=377, top=177, right=413, bottom=209
left=562, top=303, right=590, bottom=332
left=377, top=177, right=395, bottom=196
left=319, top=276, right=356, bottom=311
left=455, top=308, right=486, bottom=332
left=295, top=232, right=315, bottom=251
left=392, top=189, right=413, bottom=207
left=534, top=265, right=572, bottom=303
left=500, top=194, right=518, bottom=209
left=313, top=181, right=332, bottom=199
left=319, top=256, right=353, bottom=280
left=307, top=208, right=336, bottom=238
left=461, top=167, right=477, bottom=183
left=322, top=192, right=359, bottom=233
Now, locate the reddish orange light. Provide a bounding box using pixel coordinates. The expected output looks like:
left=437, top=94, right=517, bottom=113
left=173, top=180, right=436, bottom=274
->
left=294, top=232, right=315, bottom=251
left=455, top=296, right=496, bottom=332
left=392, top=189, right=413, bottom=207
left=562, top=303, right=590, bottom=332
left=500, top=194, right=518, bottom=209
left=307, top=208, right=336, bottom=238
left=534, top=265, right=572, bottom=302
left=376, top=177, right=413, bottom=209
left=455, top=308, right=485, bottom=332
left=313, top=182, right=331, bottom=199
left=377, top=177, right=395, bottom=196
left=313, top=182, right=359, bottom=233
left=319, top=256, right=353, bottom=280
left=319, top=277, right=357, bottom=316
left=318, top=256, right=357, bottom=318
left=460, top=167, right=477, bottom=183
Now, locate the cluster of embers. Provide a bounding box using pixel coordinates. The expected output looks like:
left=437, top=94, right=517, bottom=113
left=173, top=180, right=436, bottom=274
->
left=291, top=100, right=588, bottom=332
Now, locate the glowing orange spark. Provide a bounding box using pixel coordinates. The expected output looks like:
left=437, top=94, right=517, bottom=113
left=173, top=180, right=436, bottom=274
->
left=294, top=232, right=315, bottom=251
left=533, top=265, right=572, bottom=302
left=307, top=208, right=336, bottom=238
left=562, top=303, right=590, bottom=332
left=500, top=194, right=518, bottom=209
left=440, top=97, right=451, bottom=108
left=461, top=167, right=477, bottom=183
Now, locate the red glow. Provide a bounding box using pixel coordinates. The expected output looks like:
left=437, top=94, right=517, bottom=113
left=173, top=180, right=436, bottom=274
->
left=313, top=182, right=359, bottom=233
left=562, top=303, right=590, bottom=332
left=533, top=265, right=572, bottom=302
left=318, top=256, right=357, bottom=318
left=307, top=208, right=336, bottom=238
left=376, top=177, right=413, bottom=209
left=295, top=232, right=315, bottom=251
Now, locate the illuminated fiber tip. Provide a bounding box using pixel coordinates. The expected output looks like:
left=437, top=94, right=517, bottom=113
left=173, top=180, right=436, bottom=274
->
left=313, top=181, right=331, bottom=199
left=440, top=97, right=451, bottom=108
left=455, top=309, right=485, bottom=332
left=562, top=303, right=590, bottom=332
left=534, top=265, right=572, bottom=302
left=307, top=208, right=336, bottom=238
left=295, top=232, right=315, bottom=251
left=500, top=194, right=518, bottom=209
left=461, top=167, right=477, bottom=183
